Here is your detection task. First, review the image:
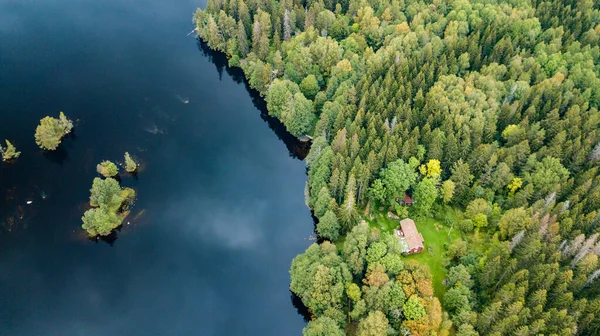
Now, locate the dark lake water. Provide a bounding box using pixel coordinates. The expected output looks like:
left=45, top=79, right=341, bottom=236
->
left=0, top=1, right=313, bottom=334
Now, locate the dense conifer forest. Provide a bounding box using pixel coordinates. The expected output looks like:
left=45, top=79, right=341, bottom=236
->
left=195, top=0, right=600, bottom=334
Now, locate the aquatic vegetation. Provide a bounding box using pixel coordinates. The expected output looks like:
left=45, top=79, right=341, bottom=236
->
left=1, top=140, right=20, bottom=161
left=96, top=160, right=118, bottom=177
left=124, top=152, right=137, bottom=173
left=82, top=177, right=135, bottom=237
left=34, top=112, right=73, bottom=150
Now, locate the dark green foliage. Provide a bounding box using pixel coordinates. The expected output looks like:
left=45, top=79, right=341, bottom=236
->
left=196, top=0, right=600, bottom=333
left=317, top=210, right=340, bottom=241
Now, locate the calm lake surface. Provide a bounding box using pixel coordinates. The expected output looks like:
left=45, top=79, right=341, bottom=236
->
left=0, top=0, right=313, bottom=334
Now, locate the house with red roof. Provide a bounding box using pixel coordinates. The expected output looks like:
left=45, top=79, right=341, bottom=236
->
left=394, top=218, right=424, bottom=254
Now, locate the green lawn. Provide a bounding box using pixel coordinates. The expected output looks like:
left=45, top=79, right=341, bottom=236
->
left=366, top=206, right=461, bottom=301
left=403, top=216, right=460, bottom=300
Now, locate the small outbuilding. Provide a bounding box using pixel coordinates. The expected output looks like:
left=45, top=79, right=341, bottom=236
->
left=400, top=191, right=414, bottom=206
left=395, top=218, right=424, bottom=254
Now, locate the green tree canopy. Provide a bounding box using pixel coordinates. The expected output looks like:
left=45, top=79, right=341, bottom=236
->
left=89, top=177, right=122, bottom=208
left=97, top=161, right=119, bottom=178
left=124, top=152, right=137, bottom=173
left=317, top=210, right=341, bottom=241
left=357, top=311, right=388, bottom=336
left=403, top=296, right=426, bottom=320
left=378, top=159, right=417, bottom=203
left=300, top=74, right=320, bottom=100
left=81, top=207, right=121, bottom=237
left=412, top=177, right=438, bottom=216
left=1, top=140, right=20, bottom=161
left=34, top=112, right=73, bottom=150
left=302, top=317, right=344, bottom=336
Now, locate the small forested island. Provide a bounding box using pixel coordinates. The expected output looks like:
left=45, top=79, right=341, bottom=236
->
left=1, top=140, right=20, bottom=161
left=124, top=152, right=138, bottom=173
left=97, top=160, right=119, bottom=178
left=34, top=112, right=73, bottom=150
left=196, top=0, right=600, bottom=335
left=81, top=176, right=135, bottom=237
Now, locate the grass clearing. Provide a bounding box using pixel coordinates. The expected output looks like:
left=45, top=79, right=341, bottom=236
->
left=366, top=205, right=462, bottom=301
left=403, top=216, right=460, bottom=299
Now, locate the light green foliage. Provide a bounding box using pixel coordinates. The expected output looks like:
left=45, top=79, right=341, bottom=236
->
left=281, top=92, right=316, bottom=137
left=378, top=159, right=417, bottom=203
left=317, top=210, right=341, bottom=241
left=83, top=177, right=135, bottom=237
left=290, top=242, right=352, bottom=316
left=471, top=213, right=488, bottom=229
left=34, top=112, right=73, bottom=150
left=346, top=283, right=361, bottom=302
left=81, top=207, right=120, bottom=237
left=265, top=79, right=300, bottom=118
left=465, top=198, right=489, bottom=218
left=412, top=177, right=438, bottom=216
left=339, top=174, right=358, bottom=229
left=124, top=152, right=137, bottom=173
left=380, top=253, right=404, bottom=275
left=456, top=323, right=480, bottom=336
left=440, top=180, right=455, bottom=204
left=502, top=124, right=526, bottom=146
left=56, top=112, right=73, bottom=134
left=419, top=159, right=442, bottom=179
left=1, top=140, right=20, bottom=161
left=365, top=241, right=387, bottom=263
left=342, top=222, right=370, bottom=276
left=308, top=146, right=334, bottom=206
left=300, top=75, right=320, bottom=100
left=388, top=281, right=407, bottom=310
left=403, top=296, right=426, bottom=320
left=350, top=299, right=367, bottom=321
left=357, top=311, right=388, bottom=336
left=97, top=161, right=118, bottom=178
left=368, top=179, right=387, bottom=204
left=302, top=317, right=344, bottom=336
left=525, top=156, right=570, bottom=198
left=89, top=177, right=122, bottom=208
left=498, top=207, right=531, bottom=239
left=447, top=265, right=473, bottom=288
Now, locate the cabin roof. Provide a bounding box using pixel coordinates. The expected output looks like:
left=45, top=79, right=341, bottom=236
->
left=400, top=218, right=423, bottom=250
left=403, top=191, right=413, bottom=204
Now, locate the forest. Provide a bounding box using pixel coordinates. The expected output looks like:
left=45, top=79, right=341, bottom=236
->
left=195, top=0, right=600, bottom=335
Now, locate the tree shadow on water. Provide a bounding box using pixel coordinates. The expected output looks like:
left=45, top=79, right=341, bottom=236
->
left=290, top=291, right=311, bottom=323
left=196, top=38, right=311, bottom=160
left=88, top=229, right=120, bottom=246
left=42, top=146, right=69, bottom=165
